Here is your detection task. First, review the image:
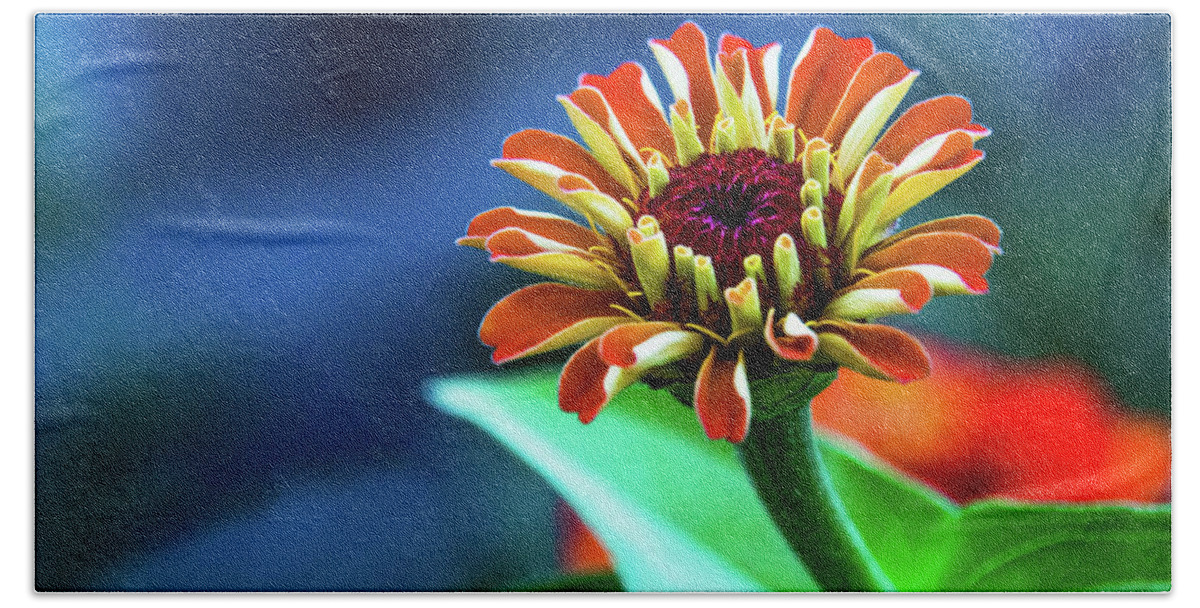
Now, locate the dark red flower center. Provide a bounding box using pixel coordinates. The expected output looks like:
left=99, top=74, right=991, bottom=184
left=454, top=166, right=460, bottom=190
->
left=643, top=149, right=843, bottom=290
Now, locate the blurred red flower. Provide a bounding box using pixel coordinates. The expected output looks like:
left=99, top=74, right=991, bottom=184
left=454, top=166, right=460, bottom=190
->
left=812, top=337, right=1170, bottom=504
left=557, top=338, right=1170, bottom=573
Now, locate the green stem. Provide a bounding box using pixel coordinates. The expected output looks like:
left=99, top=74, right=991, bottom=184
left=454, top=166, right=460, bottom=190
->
left=738, top=371, right=894, bottom=592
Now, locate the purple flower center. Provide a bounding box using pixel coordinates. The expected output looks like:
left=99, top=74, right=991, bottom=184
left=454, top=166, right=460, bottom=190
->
left=644, top=149, right=842, bottom=288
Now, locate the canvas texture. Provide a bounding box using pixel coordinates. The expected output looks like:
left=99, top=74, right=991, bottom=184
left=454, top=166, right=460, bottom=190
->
left=34, top=13, right=1170, bottom=592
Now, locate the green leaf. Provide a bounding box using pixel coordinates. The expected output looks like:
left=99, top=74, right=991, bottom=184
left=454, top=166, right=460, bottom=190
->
left=820, top=442, right=1172, bottom=591
left=427, top=368, right=817, bottom=592
left=428, top=368, right=1171, bottom=592
left=819, top=437, right=960, bottom=590
left=935, top=502, right=1171, bottom=592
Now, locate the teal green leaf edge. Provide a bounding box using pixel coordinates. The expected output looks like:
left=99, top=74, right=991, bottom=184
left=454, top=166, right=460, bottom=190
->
left=816, top=433, right=961, bottom=590
left=428, top=369, right=815, bottom=592
left=427, top=369, right=1171, bottom=592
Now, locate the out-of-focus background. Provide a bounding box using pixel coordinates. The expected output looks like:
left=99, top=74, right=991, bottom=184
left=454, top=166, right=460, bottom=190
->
left=34, top=14, right=1170, bottom=590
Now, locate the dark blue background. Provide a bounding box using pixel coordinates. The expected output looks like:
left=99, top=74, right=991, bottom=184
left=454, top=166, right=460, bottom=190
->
left=34, top=14, right=1170, bottom=590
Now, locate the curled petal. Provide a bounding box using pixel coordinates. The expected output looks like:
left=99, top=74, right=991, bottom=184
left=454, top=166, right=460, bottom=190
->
left=480, top=283, right=631, bottom=364
left=564, top=86, right=649, bottom=187
left=597, top=321, right=703, bottom=368
left=824, top=268, right=933, bottom=320
left=873, top=95, right=990, bottom=164
left=838, top=151, right=896, bottom=246
left=891, top=130, right=983, bottom=180
left=713, top=48, right=766, bottom=150
left=580, top=62, right=675, bottom=162
left=485, top=228, right=622, bottom=290
left=649, top=22, right=720, bottom=146
left=813, top=321, right=931, bottom=383
left=896, top=264, right=992, bottom=297
left=558, top=91, right=642, bottom=196
left=485, top=227, right=586, bottom=257
left=560, top=324, right=704, bottom=424
left=881, top=131, right=985, bottom=228
left=784, top=27, right=875, bottom=140
left=558, top=337, right=639, bottom=424
left=859, top=232, right=994, bottom=295
left=836, top=68, right=920, bottom=180
left=694, top=347, right=752, bottom=443
left=718, top=34, right=781, bottom=117
left=458, top=206, right=600, bottom=250
left=669, top=99, right=706, bottom=165
left=871, top=215, right=1002, bottom=254
left=492, top=158, right=634, bottom=237
left=764, top=308, right=818, bottom=361
left=502, top=129, right=629, bottom=201
left=823, top=52, right=917, bottom=150
left=718, top=43, right=747, bottom=93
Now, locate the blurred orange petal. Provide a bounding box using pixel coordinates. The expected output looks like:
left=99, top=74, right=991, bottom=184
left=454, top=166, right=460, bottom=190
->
left=812, top=338, right=1171, bottom=504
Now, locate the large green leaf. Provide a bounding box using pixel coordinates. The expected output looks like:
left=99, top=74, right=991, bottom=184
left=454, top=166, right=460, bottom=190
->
left=935, top=502, right=1171, bottom=591
left=819, top=439, right=960, bottom=590
left=427, top=368, right=1171, bottom=592
left=427, top=369, right=816, bottom=591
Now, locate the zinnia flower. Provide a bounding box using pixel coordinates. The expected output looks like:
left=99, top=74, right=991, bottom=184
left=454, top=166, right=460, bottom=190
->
left=461, top=23, right=999, bottom=442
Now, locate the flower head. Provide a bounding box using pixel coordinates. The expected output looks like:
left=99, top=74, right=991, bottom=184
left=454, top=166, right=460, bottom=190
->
left=461, top=23, right=999, bottom=442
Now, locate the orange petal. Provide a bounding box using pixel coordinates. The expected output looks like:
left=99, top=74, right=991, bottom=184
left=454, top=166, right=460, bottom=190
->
left=859, top=232, right=994, bottom=294
left=484, top=228, right=620, bottom=290
left=694, top=347, right=752, bottom=443
left=502, top=129, right=630, bottom=201
left=813, top=321, right=931, bottom=383
left=555, top=501, right=614, bottom=574
left=580, top=62, right=675, bottom=162
left=458, top=206, right=601, bottom=251
left=480, top=283, right=631, bottom=364
left=561, top=323, right=704, bottom=423
left=485, top=227, right=589, bottom=259
left=893, top=130, right=983, bottom=179
left=718, top=34, right=780, bottom=117
left=850, top=267, right=933, bottom=301
left=764, top=308, right=818, bottom=361
left=650, top=22, right=720, bottom=146
left=568, top=86, right=612, bottom=126
left=558, top=337, right=636, bottom=424
left=873, top=96, right=989, bottom=164
left=785, top=27, right=875, bottom=140
left=597, top=321, right=687, bottom=367
left=822, top=52, right=916, bottom=149
left=921, top=135, right=983, bottom=174
left=872, top=215, right=1002, bottom=254
left=826, top=268, right=933, bottom=319
left=718, top=47, right=748, bottom=96
left=837, top=151, right=895, bottom=247
left=1089, top=415, right=1172, bottom=502
left=491, top=158, right=634, bottom=237
left=878, top=153, right=984, bottom=232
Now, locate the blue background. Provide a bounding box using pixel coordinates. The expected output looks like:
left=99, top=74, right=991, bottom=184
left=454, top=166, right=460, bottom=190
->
left=34, top=14, right=1170, bottom=590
